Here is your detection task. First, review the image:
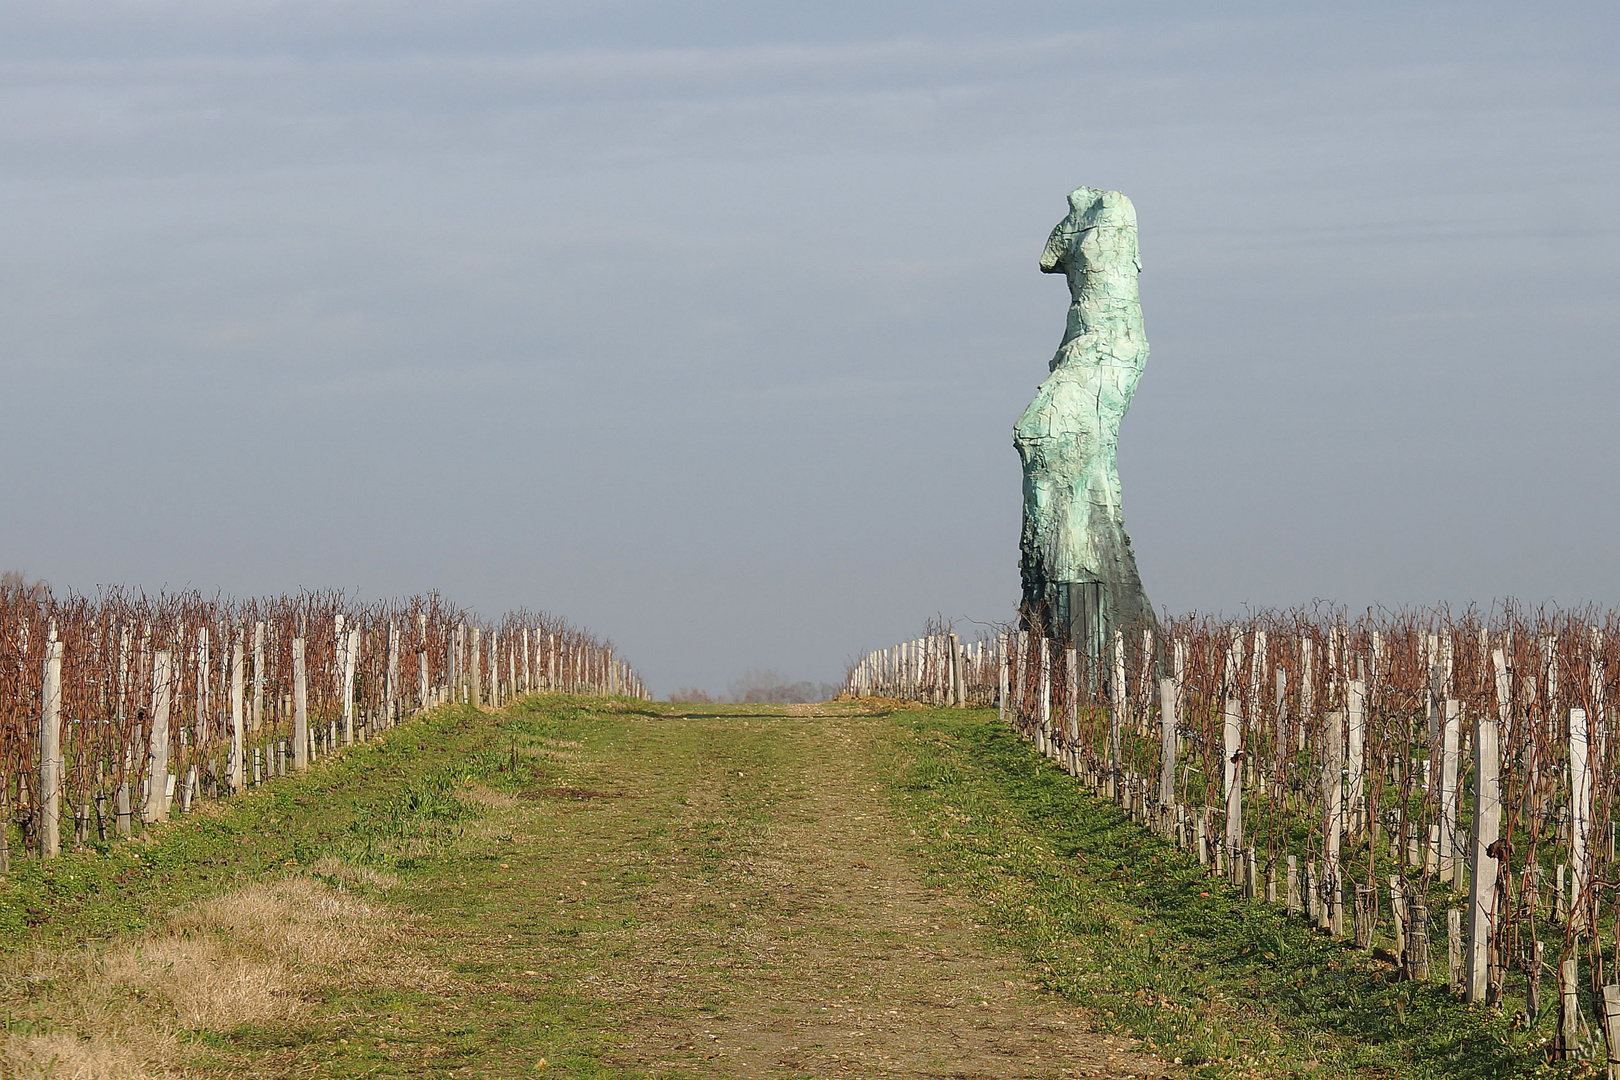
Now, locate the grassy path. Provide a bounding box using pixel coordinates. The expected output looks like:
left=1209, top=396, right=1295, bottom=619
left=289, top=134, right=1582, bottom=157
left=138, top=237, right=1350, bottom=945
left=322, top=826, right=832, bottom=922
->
left=236, top=696, right=1161, bottom=1079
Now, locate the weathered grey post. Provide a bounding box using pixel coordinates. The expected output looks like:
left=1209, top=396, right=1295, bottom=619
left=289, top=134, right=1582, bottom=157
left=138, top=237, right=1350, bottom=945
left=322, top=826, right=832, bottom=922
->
left=1158, top=677, right=1176, bottom=812
left=144, top=650, right=173, bottom=823
left=115, top=748, right=132, bottom=836
left=1447, top=909, right=1464, bottom=995
left=1065, top=645, right=1080, bottom=741
left=229, top=634, right=245, bottom=793
left=196, top=626, right=210, bottom=742
left=1407, top=895, right=1430, bottom=980
left=471, top=627, right=483, bottom=706
left=1347, top=679, right=1366, bottom=836
left=292, top=638, right=309, bottom=771
left=1107, top=636, right=1123, bottom=799
left=417, top=614, right=429, bottom=708
left=1015, top=630, right=1028, bottom=727
left=342, top=627, right=359, bottom=743
left=1224, top=697, right=1242, bottom=878
left=1600, top=984, right=1620, bottom=1080
left=997, top=634, right=1010, bottom=722
left=1528, top=940, right=1546, bottom=1029
left=386, top=621, right=400, bottom=724
left=1111, top=629, right=1128, bottom=732
left=39, top=639, right=64, bottom=857
left=946, top=632, right=960, bottom=707
left=1571, top=706, right=1593, bottom=932
left=1322, top=709, right=1345, bottom=934
left=1037, top=636, right=1051, bottom=751
left=1560, top=955, right=1581, bottom=1058
left=1354, top=884, right=1374, bottom=948
left=1438, top=698, right=1460, bottom=873
left=521, top=627, right=531, bottom=694
left=1464, top=654, right=1504, bottom=1003
left=447, top=629, right=458, bottom=702
left=491, top=630, right=502, bottom=705
left=251, top=621, right=265, bottom=731
left=1389, top=876, right=1407, bottom=960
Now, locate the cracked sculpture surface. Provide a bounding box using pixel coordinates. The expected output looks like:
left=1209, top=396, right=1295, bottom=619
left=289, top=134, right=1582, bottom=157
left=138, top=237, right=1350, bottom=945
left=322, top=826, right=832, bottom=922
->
left=1013, top=186, right=1155, bottom=655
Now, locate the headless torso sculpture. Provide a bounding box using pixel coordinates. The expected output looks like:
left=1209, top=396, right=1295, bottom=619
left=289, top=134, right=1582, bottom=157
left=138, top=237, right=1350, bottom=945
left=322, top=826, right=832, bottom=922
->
left=1014, top=186, right=1155, bottom=661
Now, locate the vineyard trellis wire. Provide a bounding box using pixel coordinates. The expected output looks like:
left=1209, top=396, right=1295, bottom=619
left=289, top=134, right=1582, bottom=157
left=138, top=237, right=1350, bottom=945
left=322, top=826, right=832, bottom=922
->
left=845, top=604, right=1620, bottom=1065
left=2, top=585, right=646, bottom=864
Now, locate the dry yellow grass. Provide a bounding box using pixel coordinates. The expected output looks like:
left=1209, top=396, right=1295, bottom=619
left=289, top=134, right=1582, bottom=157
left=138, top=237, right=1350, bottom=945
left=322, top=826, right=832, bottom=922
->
left=464, top=784, right=520, bottom=809
left=0, top=867, right=427, bottom=1080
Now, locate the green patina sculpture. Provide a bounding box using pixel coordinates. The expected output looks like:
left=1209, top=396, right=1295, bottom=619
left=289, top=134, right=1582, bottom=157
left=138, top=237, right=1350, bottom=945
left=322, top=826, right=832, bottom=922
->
left=1014, top=186, right=1155, bottom=656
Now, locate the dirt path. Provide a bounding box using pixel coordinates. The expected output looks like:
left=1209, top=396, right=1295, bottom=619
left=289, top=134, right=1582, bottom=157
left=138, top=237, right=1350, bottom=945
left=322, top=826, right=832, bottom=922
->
left=337, top=701, right=1160, bottom=1079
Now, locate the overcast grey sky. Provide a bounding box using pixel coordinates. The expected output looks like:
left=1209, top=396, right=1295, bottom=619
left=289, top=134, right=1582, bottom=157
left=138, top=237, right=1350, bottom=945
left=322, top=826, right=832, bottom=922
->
left=2, top=2, right=1616, bottom=696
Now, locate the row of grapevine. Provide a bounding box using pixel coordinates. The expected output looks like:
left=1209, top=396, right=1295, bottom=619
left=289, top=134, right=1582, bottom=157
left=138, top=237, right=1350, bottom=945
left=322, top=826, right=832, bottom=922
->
left=846, top=606, right=1620, bottom=1066
left=2, top=586, right=646, bottom=861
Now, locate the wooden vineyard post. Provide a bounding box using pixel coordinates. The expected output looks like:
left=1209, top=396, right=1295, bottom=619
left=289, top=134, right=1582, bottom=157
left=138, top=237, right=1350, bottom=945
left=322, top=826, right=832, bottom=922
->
left=447, top=629, right=459, bottom=704
left=145, top=650, right=172, bottom=823
left=1224, top=696, right=1242, bottom=882
left=1064, top=646, right=1079, bottom=774
left=387, top=621, right=400, bottom=724
left=1560, top=955, right=1581, bottom=1059
left=997, top=634, right=1009, bottom=723
left=292, top=638, right=309, bottom=771
left=418, top=614, right=429, bottom=708
left=115, top=748, right=132, bottom=836
left=1447, top=909, right=1464, bottom=995
left=251, top=621, right=265, bottom=731
left=1601, top=983, right=1620, bottom=1079
left=1347, top=679, right=1366, bottom=836
left=1287, top=855, right=1300, bottom=915
left=1390, top=876, right=1407, bottom=962
left=1406, top=896, right=1430, bottom=980
left=471, top=627, right=482, bottom=707
left=1038, top=637, right=1051, bottom=754
left=1528, top=940, right=1545, bottom=1029
left=229, top=634, right=245, bottom=794
left=1158, top=677, right=1176, bottom=816
left=491, top=630, right=501, bottom=706
left=39, top=639, right=64, bottom=858
left=1354, top=884, right=1374, bottom=949
left=946, top=632, right=961, bottom=707
left=1571, top=706, right=1593, bottom=933
left=1439, top=699, right=1460, bottom=876
left=342, top=628, right=359, bottom=744
left=196, top=627, right=210, bottom=743
left=1322, top=709, right=1344, bottom=935
left=1111, top=630, right=1128, bottom=772
left=521, top=628, right=531, bottom=695
left=1464, top=653, right=1504, bottom=1003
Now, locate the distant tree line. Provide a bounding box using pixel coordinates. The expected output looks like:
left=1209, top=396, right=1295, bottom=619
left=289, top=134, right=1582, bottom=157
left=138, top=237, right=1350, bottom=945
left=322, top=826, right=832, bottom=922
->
left=668, top=669, right=838, bottom=705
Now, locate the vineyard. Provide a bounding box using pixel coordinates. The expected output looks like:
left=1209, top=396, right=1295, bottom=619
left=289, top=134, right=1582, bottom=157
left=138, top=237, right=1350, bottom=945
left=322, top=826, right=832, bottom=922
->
left=847, top=606, right=1620, bottom=1065
left=0, top=586, right=646, bottom=862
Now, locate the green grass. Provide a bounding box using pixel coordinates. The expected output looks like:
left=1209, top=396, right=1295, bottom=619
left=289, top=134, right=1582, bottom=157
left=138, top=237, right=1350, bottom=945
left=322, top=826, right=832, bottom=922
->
left=3, top=696, right=1582, bottom=1078
left=0, top=698, right=586, bottom=948
left=889, top=708, right=1566, bottom=1079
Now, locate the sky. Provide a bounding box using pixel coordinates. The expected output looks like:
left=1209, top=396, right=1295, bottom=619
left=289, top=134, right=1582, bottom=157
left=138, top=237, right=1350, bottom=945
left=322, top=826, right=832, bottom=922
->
left=1, top=2, right=1617, bottom=697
